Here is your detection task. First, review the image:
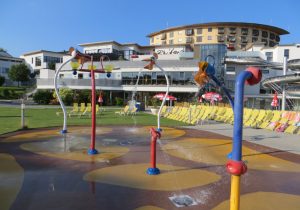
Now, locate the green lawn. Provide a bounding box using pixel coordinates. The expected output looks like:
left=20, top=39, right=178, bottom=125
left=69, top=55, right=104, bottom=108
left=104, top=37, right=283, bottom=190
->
left=0, top=106, right=188, bottom=135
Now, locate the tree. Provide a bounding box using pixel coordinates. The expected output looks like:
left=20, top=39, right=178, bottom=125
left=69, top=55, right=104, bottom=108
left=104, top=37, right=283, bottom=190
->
left=52, top=88, right=74, bottom=106
left=8, top=63, right=30, bottom=87
left=0, top=76, right=5, bottom=86
left=47, top=62, right=56, bottom=70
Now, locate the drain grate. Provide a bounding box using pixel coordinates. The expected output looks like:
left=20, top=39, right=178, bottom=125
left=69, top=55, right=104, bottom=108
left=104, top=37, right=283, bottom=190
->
left=169, top=195, right=197, bottom=207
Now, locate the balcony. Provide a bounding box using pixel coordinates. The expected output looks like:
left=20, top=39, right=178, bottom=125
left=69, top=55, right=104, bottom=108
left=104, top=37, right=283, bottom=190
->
left=186, top=37, right=194, bottom=43
left=37, top=78, right=122, bottom=89
left=241, top=28, right=248, bottom=35
left=241, top=36, right=248, bottom=43
left=218, top=28, right=225, bottom=34
left=252, top=29, right=259, bottom=36
left=227, top=36, right=236, bottom=42
left=217, top=36, right=225, bottom=42
left=262, top=31, right=268, bottom=38
left=229, top=28, right=236, bottom=34
left=185, top=29, right=194, bottom=36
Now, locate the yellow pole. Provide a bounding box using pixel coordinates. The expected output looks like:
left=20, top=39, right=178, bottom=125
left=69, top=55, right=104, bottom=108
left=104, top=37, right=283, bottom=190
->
left=230, top=175, right=240, bottom=210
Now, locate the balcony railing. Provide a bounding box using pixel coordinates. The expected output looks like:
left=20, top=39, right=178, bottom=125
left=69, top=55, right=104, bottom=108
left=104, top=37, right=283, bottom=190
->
left=37, top=78, right=122, bottom=88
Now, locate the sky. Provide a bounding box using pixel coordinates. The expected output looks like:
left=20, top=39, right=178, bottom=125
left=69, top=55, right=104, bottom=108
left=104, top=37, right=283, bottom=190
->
left=1, top=0, right=300, bottom=57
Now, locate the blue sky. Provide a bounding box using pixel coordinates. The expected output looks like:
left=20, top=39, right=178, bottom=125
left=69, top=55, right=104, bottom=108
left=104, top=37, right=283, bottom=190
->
left=1, top=0, right=300, bottom=57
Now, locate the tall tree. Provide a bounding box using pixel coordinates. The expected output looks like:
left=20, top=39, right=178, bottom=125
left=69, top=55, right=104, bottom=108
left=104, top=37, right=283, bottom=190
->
left=8, top=63, right=30, bottom=87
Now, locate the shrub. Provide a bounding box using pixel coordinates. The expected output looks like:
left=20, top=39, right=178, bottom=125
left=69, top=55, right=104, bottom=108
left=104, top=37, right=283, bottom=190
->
left=2, top=89, right=10, bottom=98
left=52, top=88, right=74, bottom=106
left=0, top=76, right=5, bottom=86
left=33, top=90, right=54, bottom=104
left=77, top=90, right=91, bottom=103
left=115, top=97, right=123, bottom=106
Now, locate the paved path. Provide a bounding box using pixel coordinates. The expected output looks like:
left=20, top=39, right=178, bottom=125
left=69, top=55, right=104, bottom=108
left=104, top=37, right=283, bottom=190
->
left=183, top=122, right=300, bottom=155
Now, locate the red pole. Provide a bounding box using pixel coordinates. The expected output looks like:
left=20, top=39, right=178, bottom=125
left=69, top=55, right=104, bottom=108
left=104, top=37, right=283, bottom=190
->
left=150, top=134, right=157, bottom=168
left=88, top=56, right=98, bottom=155
left=147, top=128, right=161, bottom=175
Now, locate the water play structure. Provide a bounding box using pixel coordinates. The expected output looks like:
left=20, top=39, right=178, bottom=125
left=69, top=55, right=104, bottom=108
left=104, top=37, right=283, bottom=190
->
left=194, top=61, right=262, bottom=210
left=54, top=47, right=114, bottom=154
left=142, top=52, right=170, bottom=175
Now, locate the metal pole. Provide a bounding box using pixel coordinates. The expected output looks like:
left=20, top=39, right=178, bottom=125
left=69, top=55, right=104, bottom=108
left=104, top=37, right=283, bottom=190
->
left=154, top=63, right=169, bottom=131
left=21, top=99, right=25, bottom=129
left=88, top=56, right=98, bottom=155
left=54, top=51, right=76, bottom=133
left=282, top=56, right=287, bottom=111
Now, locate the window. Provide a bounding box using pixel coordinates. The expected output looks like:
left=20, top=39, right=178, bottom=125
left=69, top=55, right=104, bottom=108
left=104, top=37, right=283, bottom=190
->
left=178, top=31, right=183, bottom=35
left=44, top=56, right=62, bottom=64
left=262, top=69, right=270, bottom=74
left=151, top=72, right=157, bottom=85
left=169, top=40, right=173, bottom=44
left=226, top=67, right=235, bottom=73
left=262, top=39, right=268, bottom=45
left=269, top=33, right=275, bottom=40
left=227, top=36, right=236, bottom=42
left=265, top=52, right=273, bottom=61
left=284, top=49, right=289, bottom=58
left=161, top=33, right=166, bottom=40
left=207, top=36, right=212, bottom=40
left=252, top=37, right=258, bottom=42
left=59, top=74, right=64, bottom=78
left=241, top=28, right=248, bottom=35
left=269, top=41, right=275, bottom=47
left=208, top=27, right=212, bottom=32
left=196, top=36, right=202, bottom=42
left=151, top=37, right=154, bottom=43
left=196, top=28, right=202, bottom=34
left=252, top=29, right=259, bottom=36
left=218, top=36, right=225, bottom=42
left=262, top=31, right=268, bottom=38
left=218, top=27, right=224, bottom=34
left=169, top=32, right=174, bottom=38
left=31, top=57, right=33, bottom=64
left=241, top=36, right=248, bottom=43
left=162, top=41, right=166, bottom=45
left=186, top=37, right=193, bottom=43
left=229, top=27, right=236, bottom=34
left=185, top=29, right=193, bottom=36
left=178, top=38, right=183, bottom=43
left=35, top=56, right=41, bottom=66
left=179, top=72, right=184, bottom=79
left=78, top=73, right=83, bottom=79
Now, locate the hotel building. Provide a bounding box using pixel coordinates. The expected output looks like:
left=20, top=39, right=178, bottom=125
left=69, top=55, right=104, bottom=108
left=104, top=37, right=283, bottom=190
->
left=21, top=22, right=300, bottom=109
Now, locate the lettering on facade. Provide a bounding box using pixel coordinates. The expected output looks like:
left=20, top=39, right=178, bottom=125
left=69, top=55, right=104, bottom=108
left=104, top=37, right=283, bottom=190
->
left=155, top=48, right=185, bottom=55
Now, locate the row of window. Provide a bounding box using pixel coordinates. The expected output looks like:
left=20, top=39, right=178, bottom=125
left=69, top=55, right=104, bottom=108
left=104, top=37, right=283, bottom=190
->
left=160, top=36, right=278, bottom=46
left=265, top=49, right=290, bottom=61
left=122, top=71, right=195, bottom=86
left=154, top=28, right=280, bottom=42
left=43, top=56, right=63, bottom=64
left=31, top=56, right=62, bottom=67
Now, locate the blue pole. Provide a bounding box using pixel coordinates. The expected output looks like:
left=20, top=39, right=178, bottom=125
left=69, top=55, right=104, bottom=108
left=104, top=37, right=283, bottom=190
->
left=232, top=71, right=252, bottom=161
